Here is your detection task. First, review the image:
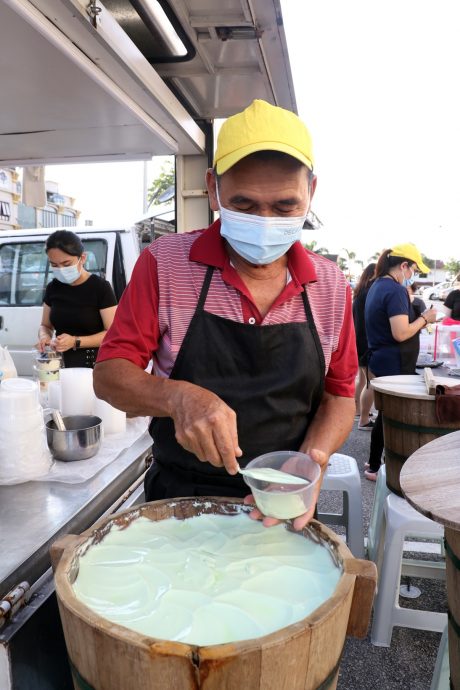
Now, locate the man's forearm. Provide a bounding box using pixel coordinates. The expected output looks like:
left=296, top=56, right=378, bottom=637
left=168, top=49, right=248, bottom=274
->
left=93, top=358, right=185, bottom=418
left=300, top=391, right=355, bottom=458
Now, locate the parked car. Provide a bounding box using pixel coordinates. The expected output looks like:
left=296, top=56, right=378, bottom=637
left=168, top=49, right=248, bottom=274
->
left=420, top=281, right=453, bottom=301
left=439, top=285, right=457, bottom=301
left=0, top=226, right=141, bottom=375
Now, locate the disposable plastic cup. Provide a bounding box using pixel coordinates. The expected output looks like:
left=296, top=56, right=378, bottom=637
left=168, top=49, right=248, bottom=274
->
left=242, top=450, right=321, bottom=520
left=0, top=378, right=40, bottom=414
left=0, top=412, right=44, bottom=434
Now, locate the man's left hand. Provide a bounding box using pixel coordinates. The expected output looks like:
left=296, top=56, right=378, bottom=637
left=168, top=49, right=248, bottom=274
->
left=243, top=448, right=329, bottom=531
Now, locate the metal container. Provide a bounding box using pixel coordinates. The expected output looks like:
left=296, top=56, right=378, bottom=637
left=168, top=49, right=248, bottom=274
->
left=46, top=415, right=102, bottom=462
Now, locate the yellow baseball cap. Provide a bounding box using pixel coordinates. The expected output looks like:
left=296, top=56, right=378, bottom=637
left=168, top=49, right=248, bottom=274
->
left=389, top=243, right=430, bottom=274
left=213, top=99, right=314, bottom=175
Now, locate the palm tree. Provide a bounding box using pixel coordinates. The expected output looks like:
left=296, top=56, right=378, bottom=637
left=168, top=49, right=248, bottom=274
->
left=341, top=248, right=356, bottom=278
left=303, top=240, right=329, bottom=255
left=342, top=248, right=356, bottom=262
left=337, top=257, right=348, bottom=272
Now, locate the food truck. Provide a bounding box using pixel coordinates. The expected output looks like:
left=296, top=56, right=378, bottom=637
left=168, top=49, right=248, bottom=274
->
left=0, top=1, right=297, bottom=687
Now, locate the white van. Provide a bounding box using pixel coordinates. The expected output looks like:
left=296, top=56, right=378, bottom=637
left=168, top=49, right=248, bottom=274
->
left=421, top=280, right=453, bottom=302
left=0, top=226, right=141, bottom=374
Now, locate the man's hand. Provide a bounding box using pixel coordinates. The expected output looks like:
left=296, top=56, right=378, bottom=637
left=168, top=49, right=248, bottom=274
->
left=243, top=448, right=329, bottom=530
left=170, top=382, right=242, bottom=475
left=94, top=360, right=242, bottom=477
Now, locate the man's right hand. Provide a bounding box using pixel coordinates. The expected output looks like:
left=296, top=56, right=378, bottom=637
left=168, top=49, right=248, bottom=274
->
left=93, top=361, right=243, bottom=474
left=169, top=381, right=242, bottom=475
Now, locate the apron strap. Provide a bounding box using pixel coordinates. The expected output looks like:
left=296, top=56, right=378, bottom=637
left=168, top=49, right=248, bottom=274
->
left=196, top=266, right=214, bottom=312
left=301, top=286, right=326, bottom=378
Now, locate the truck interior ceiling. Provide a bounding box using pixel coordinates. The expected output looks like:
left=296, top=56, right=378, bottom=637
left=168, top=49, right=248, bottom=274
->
left=0, top=0, right=296, bottom=167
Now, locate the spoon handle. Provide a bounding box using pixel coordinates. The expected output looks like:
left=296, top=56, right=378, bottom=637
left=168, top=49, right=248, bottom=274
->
left=52, top=409, right=66, bottom=431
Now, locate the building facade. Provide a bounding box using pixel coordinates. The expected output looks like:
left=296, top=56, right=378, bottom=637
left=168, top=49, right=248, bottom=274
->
left=0, top=168, right=80, bottom=231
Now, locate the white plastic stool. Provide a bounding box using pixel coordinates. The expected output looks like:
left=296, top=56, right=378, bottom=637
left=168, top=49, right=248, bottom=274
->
left=430, top=625, right=449, bottom=690
left=368, top=466, right=445, bottom=578
left=367, top=464, right=391, bottom=563
left=318, top=453, right=364, bottom=558
left=371, top=493, right=447, bottom=647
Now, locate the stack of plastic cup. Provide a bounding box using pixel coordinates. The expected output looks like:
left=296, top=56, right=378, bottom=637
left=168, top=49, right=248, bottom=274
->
left=0, top=378, right=51, bottom=484
left=60, top=368, right=94, bottom=416
left=93, top=396, right=126, bottom=435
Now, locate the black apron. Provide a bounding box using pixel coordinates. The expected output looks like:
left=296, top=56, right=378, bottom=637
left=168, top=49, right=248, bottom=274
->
left=145, top=266, right=325, bottom=500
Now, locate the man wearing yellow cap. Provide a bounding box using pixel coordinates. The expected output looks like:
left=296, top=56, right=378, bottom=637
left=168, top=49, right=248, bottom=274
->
left=94, top=100, right=358, bottom=530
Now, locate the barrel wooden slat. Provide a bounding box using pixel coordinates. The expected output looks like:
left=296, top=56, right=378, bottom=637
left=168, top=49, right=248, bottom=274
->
left=305, top=582, right=354, bottom=690
left=445, top=528, right=460, bottom=690
left=52, top=498, right=376, bottom=690
left=344, top=560, right=378, bottom=638
left=374, top=385, right=460, bottom=495
left=400, top=431, right=460, bottom=690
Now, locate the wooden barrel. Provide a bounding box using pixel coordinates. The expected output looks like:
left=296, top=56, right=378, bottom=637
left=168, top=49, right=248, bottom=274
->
left=445, top=528, right=460, bottom=690
left=51, top=497, right=376, bottom=690
left=400, top=433, right=460, bottom=690
left=372, top=375, right=460, bottom=496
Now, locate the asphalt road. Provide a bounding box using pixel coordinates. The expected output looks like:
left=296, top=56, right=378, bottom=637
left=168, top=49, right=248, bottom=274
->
left=319, top=419, right=446, bottom=690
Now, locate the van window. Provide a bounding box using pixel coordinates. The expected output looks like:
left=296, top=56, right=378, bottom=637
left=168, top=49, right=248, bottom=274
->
left=0, top=238, right=108, bottom=306
left=0, top=242, right=51, bottom=306
left=83, top=240, right=107, bottom=279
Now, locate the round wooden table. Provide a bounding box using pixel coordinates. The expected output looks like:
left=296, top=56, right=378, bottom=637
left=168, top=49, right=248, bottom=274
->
left=371, top=375, right=460, bottom=495
left=400, top=430, right=460, bottom=689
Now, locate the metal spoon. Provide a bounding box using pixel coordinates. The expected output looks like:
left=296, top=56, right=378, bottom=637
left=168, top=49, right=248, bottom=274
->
left=238, top=466, right=310, bottom=485
left=51, top=409, right=66, bottom=431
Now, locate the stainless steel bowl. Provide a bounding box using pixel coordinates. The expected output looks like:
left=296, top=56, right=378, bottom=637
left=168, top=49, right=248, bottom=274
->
left=46, top=415, right=102, bottom=461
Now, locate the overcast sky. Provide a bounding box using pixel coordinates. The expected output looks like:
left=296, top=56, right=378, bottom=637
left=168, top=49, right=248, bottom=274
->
left=282, top=0, right=460, bottom=263
left=47, top=0, right=460, bottom=267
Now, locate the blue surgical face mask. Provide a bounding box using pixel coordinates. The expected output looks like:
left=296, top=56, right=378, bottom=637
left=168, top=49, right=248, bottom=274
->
left=216, top=186, right=307, bottom=265
left=403, top=266, right=418, bottom=287
left=52, top=259, right=82, bottom=285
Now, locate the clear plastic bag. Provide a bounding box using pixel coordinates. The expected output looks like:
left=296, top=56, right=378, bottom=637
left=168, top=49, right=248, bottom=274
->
left=0, top=346, right=18, bottom=379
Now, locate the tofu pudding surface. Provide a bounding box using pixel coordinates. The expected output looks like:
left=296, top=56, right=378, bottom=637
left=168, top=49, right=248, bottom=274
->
left=73, top=513, right=341, bottom=646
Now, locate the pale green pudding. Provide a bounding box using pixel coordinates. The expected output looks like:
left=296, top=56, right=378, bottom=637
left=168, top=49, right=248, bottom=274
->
left=73, top=513, right=341, bottom=646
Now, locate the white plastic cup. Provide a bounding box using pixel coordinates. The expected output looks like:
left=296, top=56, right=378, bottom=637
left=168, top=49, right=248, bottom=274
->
left=60, top=368, right=94, bottom=416
left=93, top=397, right=126, bottom=435
left=48, top=380, right=62, bottom=411
left=242, top=451, right=321, bottom=520
left=0, top=378, right=40, bottom=415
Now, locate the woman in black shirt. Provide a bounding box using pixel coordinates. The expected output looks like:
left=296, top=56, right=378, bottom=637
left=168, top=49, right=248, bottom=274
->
left=352, top=262, right=375, bottom=429
left=443, top=288, right=460, bottom=323
left=37, top=230, right=117, bottom=367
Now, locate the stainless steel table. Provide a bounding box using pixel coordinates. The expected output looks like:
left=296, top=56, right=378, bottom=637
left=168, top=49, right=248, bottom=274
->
left=0, top=429, right=153, bottom=690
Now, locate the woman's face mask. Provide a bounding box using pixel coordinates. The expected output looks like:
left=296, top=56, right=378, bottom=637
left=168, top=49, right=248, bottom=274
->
left=216, top=186, right=307, bottom=265
left=52, top=259, right=82, bottom=284
left=402, top=264, right=418, bottom=287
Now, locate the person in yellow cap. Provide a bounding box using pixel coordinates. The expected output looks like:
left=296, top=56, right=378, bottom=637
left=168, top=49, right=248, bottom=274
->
left=94, top=99, right=358, bottom=530
left=363, top=244, right=437, bottom=481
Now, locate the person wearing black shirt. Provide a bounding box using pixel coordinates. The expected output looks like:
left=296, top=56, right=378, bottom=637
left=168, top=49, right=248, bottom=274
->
left=352, top=262, right=376, bottom=430
left=37, top=230, right=117, bottom=368
left=407, top=283, right=427, bottom=318
left=444, top=288, right=460, bottom=323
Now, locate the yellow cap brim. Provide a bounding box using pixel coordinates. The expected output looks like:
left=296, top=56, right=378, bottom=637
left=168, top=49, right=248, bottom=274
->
left=215, top=140, right=314, bottom=175
left=416, top=260, right=430, bottom=274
